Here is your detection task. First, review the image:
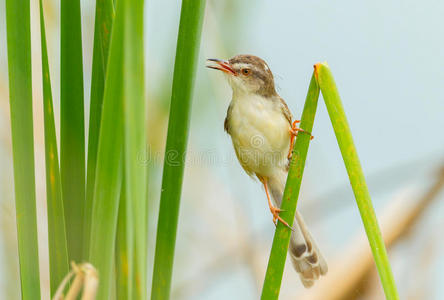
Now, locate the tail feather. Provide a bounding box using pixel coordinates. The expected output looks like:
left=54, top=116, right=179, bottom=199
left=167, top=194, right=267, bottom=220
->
left=268, top=171, right=328, bottom=288
left=291, top=210, right=328, bottom=287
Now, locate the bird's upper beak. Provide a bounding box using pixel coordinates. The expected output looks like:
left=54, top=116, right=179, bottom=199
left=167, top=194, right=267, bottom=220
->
left=206, top=58, right=236, bottom=75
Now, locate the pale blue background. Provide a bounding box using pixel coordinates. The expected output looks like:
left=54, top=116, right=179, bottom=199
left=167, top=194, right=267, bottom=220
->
left=0, top=0, right=443, bottom=299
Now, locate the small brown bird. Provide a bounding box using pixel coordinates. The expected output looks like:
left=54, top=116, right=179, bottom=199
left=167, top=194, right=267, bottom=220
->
left=207, top=55, right=327, bottom=287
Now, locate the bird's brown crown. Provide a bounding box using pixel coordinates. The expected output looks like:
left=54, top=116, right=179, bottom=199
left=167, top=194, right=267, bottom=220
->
left=228, top=55, right=277, bottom=97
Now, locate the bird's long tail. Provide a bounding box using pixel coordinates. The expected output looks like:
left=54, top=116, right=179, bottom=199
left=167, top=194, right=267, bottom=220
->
left=268, top=170, right=328, bottom=288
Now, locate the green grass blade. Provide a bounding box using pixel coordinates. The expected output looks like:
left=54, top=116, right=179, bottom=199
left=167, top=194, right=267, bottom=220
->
left=315, top=63, right=399, bottom=299
left=5, top=0, right=41, bottom=298
left=261, top=73, right=320, bottom=300
left=84, top=0, right=114, bottom=257
left=60, top=0, right=86, bottom=263
left=39, top=0, right=69, bottom=294
left=122, top=0, right=147, bottom=298
left=88, top=0, right=124, bottom=298
left=261, top=64, right=399, bottom=299
left=115, top=179, right=131, bottom=299
left=151, top=0, right=206, bottom=299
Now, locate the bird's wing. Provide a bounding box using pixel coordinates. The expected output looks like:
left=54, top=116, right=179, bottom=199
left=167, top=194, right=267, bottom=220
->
left=278, top=96, right=293, bottom=125
left=224, top=102, right=233, bottom=133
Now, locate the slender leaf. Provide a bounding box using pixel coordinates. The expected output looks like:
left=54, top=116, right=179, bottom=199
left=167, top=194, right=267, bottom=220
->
left=116, top=179, right=131, bottom=299
left=88, top=0, right=125, bottom=298
left=315, top=63, right=399, bottom=299
left=122, top=0, right=147, bottom=298
left=85, top=0, right=114, bottom=257
left=261, top=64, right=399, bottom=300
left=60, top=0, right=86, bottom=262
left=39, top=0, right=69, bottom=294
left=261, top=73, right=320, bottom=299
left=5, top=0, right=41, bottom=298
left=151, top=0, right=207, bottom=299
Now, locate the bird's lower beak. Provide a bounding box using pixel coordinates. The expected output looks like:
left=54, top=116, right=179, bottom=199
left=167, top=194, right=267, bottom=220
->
left=206, top=58, right=236, bottom=75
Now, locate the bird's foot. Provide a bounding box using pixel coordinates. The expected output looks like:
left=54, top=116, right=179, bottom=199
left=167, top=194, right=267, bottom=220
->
left=269, top=205, right=293, bottom=230
left=290, top=120, right=313, bottom=139
left=260, top=175, right=294, bottom=231
left=288, top=120, right=314, bottom=159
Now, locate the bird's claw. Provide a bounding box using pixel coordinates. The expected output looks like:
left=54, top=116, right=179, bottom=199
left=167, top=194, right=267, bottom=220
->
left=270, top=205, right=293, bottom=231
left=290, top=120, right=313, bottom=140
left=288, top=120, right=313, bottom=159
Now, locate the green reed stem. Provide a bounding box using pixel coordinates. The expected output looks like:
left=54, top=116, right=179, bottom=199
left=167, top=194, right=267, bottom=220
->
left=88, top=0, right=124, bottom=298
left=39, top=0, right=69, bottom=294
left=261, top=64, right=399, bottom=300
left=60, top=0, right=86, bottom=263
left=5, top=0, right=41, bottom=297
left=151, top=0, right=206, bottom=299
left=84, top=0, right=114, bottom=258
left=261, top=73, right=319, bottom=299
left=315, top=63, right=399, bottom=300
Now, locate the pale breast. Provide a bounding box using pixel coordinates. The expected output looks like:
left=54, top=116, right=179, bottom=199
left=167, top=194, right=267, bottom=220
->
left=227, top=94, right=290, bottom=177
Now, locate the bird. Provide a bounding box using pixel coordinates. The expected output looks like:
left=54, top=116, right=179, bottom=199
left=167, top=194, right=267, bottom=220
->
left=206, top=54, right=327, bottom=287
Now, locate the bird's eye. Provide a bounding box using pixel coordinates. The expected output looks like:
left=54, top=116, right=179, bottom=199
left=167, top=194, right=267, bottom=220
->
left=241, top=68, right=251, bottom=76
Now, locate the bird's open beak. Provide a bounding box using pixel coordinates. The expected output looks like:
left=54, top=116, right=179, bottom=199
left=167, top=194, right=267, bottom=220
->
left=206, top=58, right=236, bottom=75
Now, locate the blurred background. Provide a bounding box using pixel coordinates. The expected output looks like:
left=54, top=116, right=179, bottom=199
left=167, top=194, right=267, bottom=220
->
left=1, top=0, right=443, bottom=299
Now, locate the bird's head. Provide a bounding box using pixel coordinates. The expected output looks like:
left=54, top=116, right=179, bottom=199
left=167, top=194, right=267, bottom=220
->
left=206, top=54, right=276, bottom=97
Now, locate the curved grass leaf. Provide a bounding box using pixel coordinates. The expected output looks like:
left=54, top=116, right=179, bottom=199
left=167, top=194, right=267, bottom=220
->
left=115, top=179, right=131, bottom=299
left=261, top=65, right=399, bottom=300
left=315, top=63, right=398, bottom=299
left=5, top=0, right=41, bottom=298
left=84, top=0, right=114, bottom=257
left=39, top=0, right=69, bottom=294
left=88, top=0, right=124, bottom=298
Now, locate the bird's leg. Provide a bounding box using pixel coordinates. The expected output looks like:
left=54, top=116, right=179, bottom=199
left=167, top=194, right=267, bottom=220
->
left=287, top=120, right=300, bottom=159
left=287, top=120, right=314, bottom=159
left=260, top=177, right=292, bottom=230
